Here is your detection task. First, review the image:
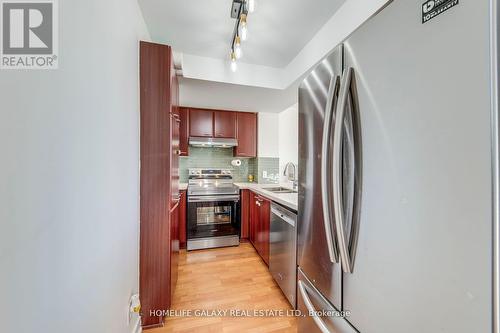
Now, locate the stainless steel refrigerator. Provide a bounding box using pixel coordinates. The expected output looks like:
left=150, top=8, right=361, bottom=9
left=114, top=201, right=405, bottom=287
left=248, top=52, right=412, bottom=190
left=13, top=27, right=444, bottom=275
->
left=297, top=0, right=500, bottom=332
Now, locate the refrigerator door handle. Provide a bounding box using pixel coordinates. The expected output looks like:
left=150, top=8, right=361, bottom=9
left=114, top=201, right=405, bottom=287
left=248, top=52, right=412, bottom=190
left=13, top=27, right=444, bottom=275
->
left=321, top=75, right=340, bottom=263
left=298, top=280, right=332, bottom=333
left=333, top=67, right=361, bottom=274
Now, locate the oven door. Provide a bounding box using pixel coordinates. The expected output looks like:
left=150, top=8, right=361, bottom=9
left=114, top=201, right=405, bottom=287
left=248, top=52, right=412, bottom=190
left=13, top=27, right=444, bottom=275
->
left=187, top=195, right=240, bottom=240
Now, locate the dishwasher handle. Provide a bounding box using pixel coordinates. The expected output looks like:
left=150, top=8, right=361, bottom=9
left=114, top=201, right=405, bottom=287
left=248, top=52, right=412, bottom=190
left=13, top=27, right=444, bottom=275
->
left=271, top=204, right=297, bottom=227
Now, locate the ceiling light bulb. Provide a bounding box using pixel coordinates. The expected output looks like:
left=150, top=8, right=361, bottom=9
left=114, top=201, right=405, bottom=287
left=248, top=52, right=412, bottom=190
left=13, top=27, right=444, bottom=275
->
left=234, top=36, right=242, bottom=59
left=240, top=25, right=248, bottom=41
left=230, top=52, right=237, bottom=72
left=234, top=46, right=242, bottom=59
left=239, top=14, right=248, bottom=41
left=248, top=0, right=255, bottom=13
left=240, top=13, right=247, bottom=26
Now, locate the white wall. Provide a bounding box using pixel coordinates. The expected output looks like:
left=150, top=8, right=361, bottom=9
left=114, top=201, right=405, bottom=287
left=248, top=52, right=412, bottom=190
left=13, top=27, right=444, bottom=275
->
left=283, top=0, right=390, bottom=85
left=258, top=113, right=280, bottom=157
left=0, top=1, right=150, bottom=333
left=179, top=77, right=299, bottom=113
left=278, top=104, right=299, bottom=182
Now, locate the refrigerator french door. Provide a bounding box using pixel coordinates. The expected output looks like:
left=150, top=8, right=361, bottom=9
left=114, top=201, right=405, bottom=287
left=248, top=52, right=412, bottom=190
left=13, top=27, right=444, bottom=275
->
left=298, top=0, right=495, bottom=332
left=298, top=45, right=344, bottom=311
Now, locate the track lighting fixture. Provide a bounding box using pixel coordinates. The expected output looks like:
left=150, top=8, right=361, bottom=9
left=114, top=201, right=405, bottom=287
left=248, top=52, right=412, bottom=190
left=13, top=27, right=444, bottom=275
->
left=229, top=0, right=255, bottom=71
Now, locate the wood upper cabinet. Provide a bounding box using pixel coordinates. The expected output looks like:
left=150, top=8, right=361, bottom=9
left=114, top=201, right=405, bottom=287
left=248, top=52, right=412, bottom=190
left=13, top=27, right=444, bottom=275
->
left=249, top=191, right=270, bottom=266
left=234, top=112, right=257, bottom=157
left=179, top=107, right=189, bottom=156
left=189, top=108, right=213, bottom=137
left=182, top=108, right=256, bottom=155
left=214, top=111, right=236, bottom=138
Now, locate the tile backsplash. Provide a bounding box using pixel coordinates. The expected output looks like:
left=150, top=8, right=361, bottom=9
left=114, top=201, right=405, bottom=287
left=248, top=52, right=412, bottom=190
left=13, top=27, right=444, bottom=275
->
left=179, top=147, right=280, bottom=184
left=255, top=157, right=280, bottom=184
left=179, top=147, right=256, bottom=182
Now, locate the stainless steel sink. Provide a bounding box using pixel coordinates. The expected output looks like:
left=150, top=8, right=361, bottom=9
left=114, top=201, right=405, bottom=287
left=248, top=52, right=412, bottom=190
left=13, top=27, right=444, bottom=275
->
left=263, top=187, right=297, bottom=194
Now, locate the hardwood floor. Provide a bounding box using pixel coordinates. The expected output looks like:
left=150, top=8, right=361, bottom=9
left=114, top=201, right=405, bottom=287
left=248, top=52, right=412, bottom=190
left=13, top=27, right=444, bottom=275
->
left=149, top=242, right=297, bottom=333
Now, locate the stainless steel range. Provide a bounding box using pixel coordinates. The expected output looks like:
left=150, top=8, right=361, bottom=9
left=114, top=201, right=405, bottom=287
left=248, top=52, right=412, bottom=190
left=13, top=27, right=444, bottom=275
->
left=187, top=168, right=240, bottom=251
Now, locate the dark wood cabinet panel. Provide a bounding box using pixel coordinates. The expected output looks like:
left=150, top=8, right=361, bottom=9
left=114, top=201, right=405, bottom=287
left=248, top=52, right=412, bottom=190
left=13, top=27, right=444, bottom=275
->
left=170, top=202, right=180, bottom=295
left=259, top=196, right=271, bottom=266
left=181, top=108, right=256, bottom=154
left=189, top=109, right=214, bottom=137
left=214, top=111, right=236, bottom=138
left=249, top=191, right=258, bottom=247
left=179, top=190, right=187, bottom=248
left=139, top=41, right=179, bottom=328
left=248, top=191, right=270, bottom=266
left=240, top=189, right=250, bottom=239
left=179, top=107, right=189, bottom=156
left=234, top=112, right=257, bottom=157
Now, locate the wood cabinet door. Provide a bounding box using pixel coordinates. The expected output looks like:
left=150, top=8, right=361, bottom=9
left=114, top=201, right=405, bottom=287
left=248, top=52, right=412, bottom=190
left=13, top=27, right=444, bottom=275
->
left=259, top=197, right=271, bottom=266
left=179, top=107, right=189, bottom=156
left=189, top=109, right=213, bottom=137
left=234, top=112, right=257, bottom=157
left=214, top=111, right=236, bottom=138
left=249, top=191, right=258, bottom=247
left=170, top=202, right=180, bottom=298
left=179, top=190, right=187, bottom=248
left=139, top=41, right=174, bottom=327
left=240, top=189, right=250, bottom=239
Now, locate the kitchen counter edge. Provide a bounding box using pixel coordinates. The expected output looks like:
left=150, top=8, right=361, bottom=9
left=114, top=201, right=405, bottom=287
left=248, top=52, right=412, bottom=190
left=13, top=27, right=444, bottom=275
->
left=234, top=182, right=298, bottom=211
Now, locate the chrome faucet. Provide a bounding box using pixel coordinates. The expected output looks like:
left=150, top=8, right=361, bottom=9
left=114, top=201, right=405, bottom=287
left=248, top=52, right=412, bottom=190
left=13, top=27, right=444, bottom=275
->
left=283, top=162, right=298, bottom=191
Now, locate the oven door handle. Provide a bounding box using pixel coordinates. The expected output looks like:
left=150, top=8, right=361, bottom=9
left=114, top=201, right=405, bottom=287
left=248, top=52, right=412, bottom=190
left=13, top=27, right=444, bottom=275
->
left=188, top=195, right=240, bottom=203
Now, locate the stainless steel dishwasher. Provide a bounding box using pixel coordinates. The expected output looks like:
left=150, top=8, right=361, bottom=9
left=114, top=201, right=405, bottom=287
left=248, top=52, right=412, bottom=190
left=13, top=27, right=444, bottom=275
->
left=269, top=202, right=297, bottom=308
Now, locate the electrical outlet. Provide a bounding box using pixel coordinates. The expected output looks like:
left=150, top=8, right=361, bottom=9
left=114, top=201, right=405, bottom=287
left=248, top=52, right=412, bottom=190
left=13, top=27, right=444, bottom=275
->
left=262, top=171, right=268, bottom=178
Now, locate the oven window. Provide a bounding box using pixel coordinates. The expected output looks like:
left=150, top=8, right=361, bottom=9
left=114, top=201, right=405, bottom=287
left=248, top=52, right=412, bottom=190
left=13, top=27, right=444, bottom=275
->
left=196, top=205, right=232, bottom=225
left=187, top=199, right=241, bottom=239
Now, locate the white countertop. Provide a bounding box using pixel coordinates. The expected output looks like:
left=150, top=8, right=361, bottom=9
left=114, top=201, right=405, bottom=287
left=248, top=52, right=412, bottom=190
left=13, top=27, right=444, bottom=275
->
left=234, top=182, right=298, bottom=211
left=180, top=183, right=188, bottom=191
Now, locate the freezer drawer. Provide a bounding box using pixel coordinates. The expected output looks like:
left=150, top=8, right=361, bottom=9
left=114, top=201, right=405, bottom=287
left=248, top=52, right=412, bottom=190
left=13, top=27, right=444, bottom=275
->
left=269, top=203, right=297, bottom=308
left=297, top=269, right=357, bottom=333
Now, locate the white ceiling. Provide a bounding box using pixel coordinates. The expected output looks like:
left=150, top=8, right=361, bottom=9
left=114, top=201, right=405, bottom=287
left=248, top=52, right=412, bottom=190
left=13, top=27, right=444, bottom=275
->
left=138, top=0, right=390, bottom=113
left=138, top=0, right=346, bottom=68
